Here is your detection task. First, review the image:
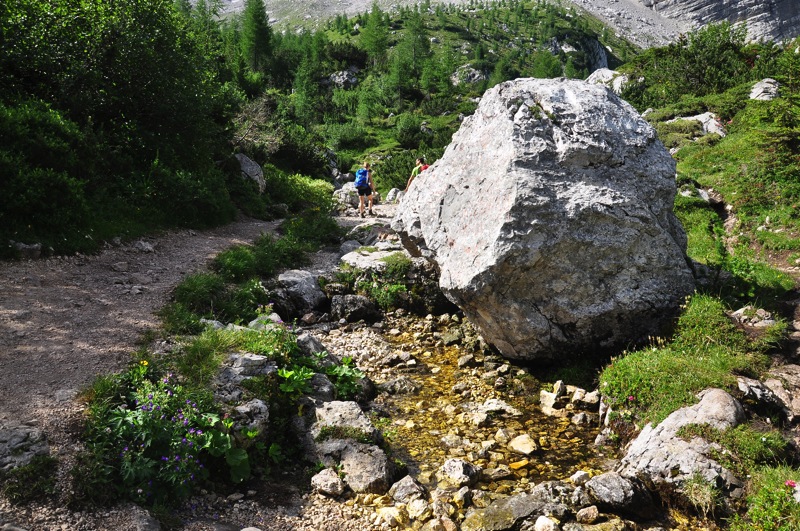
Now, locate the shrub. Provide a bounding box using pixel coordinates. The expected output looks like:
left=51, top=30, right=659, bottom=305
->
left=396, top=113, right=422, bottom=149
left=217, top=278, right=270, bottom=323
left=264, top=170, right=335, bottom=213
left=323, top=121, right=370, bottom=150
left=213, top=246, right=258, bottom=282
left=282, top=211, right=343, bottom=247
left=82, top=362, right=252, bottom=507
left=173, top=273, right=228, bottom=315
left=272, top=123, right=328, bottom=177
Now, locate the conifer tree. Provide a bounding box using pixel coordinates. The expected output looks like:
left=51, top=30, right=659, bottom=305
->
left=240, top=0, right=272, bottom=73
left=360, top=2, right=389, bottom=69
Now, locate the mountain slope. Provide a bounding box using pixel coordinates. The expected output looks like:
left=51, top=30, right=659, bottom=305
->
left=219, top=0, right=800, bottom=48
left=645, top=0, right=800, bottom=43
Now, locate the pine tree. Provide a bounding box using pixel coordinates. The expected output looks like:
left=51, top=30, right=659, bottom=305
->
left=240, top=0, right=272, bottom=73
left=360, top=2, right=389, bottom=69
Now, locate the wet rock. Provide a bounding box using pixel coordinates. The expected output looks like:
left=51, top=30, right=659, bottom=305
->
left=508, top=434, right=539, bottom=455
left=377, top=376, right=421, bottom=395
left=376, top=506, right=410, bottom=527
left=436, top=458, right=481, bottom=489
left=441, top=328, right=464, bottom=346
left=570, top=471, right=591, bottom=487
left=585, top=472, right=656, bottom=519
left=532, top=515, right=559, bottom=531
left=316, top=439, right=393, bottom=494
left=389, top=475, right=427, bottom=503
left=420, top=517, right=458, bottom=531
left=408, top=497, right=433, bottom=520
left=460, top=492, right=541, bottom=531
left=576, top=505, right=600, bottom=524
left=310, top=401, right=380, bottom=444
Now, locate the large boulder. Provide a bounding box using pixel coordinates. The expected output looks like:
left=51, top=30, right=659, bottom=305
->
left=392, top=78, right=695, bottom=360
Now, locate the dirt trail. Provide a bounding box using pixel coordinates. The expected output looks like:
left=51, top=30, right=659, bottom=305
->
left=0, top=217, right=279, bottom=431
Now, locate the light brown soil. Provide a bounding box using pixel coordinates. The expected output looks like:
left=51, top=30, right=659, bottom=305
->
left=0, top=216, right=280, bottom=430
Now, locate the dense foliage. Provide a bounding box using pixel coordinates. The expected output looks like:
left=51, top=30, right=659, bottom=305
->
left=0, top=0, right=634, bottom=257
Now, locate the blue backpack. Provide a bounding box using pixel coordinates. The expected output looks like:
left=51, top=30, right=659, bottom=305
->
left=354, top=168, right=369, bottom=187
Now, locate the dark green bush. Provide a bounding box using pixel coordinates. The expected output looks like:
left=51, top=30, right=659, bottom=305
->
left=282, top=211, right=343, bottom=247
left=396, top=113, right=422, bottom=149
left=273, top=123, right=328, bottom=177
left=213, top=246, right=258, bottom=282
left=323, top=121, right=370, bottom=150
left=173, top=273, right=228, bottom=315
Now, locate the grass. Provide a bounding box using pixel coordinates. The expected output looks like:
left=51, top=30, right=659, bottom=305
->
left=677, top=424, right=792, bottom=479
left=0, top=455, right=59, bottom=504
left=159, top=206, right=344, bottom=334
left=730, top=465, right=800, bottom=531
left=172, top=328, right=239, bottom=387
left=599, top=294, right=774, bottom=425
left=683, top=473, right=720, bottom=519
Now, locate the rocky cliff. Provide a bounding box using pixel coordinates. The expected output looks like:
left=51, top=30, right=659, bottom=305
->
left=644, top=0, right=800, bottom=43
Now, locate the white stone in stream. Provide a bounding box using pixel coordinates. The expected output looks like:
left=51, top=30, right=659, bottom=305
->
left=570, top=470, right=591, bottom=486
left=534, top=515, right=559, bottom=531
left=508, top=434, right=538, bottom=455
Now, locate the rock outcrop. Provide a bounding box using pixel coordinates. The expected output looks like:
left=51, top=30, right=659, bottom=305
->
left=392, top=78, right=695, bottom=360
left=235, top=153, right=266, bottom=194
left=585, top=68, right=629, bottom=95
left=616, top=389, right=746, bottom=500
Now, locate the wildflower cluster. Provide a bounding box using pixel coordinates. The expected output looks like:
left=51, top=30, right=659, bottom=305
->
left=105, top=372, right=222, bottom=504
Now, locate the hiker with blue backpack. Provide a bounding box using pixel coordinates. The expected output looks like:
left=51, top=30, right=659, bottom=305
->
left=354, top=161, right=375, bottom=218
